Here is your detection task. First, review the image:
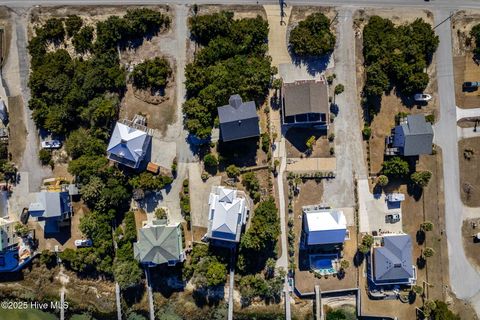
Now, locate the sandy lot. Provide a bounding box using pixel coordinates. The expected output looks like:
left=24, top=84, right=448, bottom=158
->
left=285, top=128, right=333, bottom=158
left=452, top=10, right=480, bottom=109
left=463, top=218, right=480, bottom=273
left=459, top=137, right=480, bottom=207
left=7, top=95, right=26, bottom=164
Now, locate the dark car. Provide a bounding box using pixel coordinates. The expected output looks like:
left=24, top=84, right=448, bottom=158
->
left=463, top=81, right=480, bottom=89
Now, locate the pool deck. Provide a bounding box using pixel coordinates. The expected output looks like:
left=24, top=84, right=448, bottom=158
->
left=294, top=226, right=358, bottom=295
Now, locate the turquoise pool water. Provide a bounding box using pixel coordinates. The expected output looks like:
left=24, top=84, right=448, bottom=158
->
left=310, top=254, right=337, bottom=274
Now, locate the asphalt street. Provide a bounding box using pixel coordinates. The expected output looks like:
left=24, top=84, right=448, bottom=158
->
left=433, top=9, right=480, bottom=314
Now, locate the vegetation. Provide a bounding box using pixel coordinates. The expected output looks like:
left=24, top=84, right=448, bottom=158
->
left=238, top=273, right=283, bottom=305
left=377, top=175, right=389, bottom=186
left=411, top=170, right=432, bottom=188
left=238, top=198, right=279, bottom=273
left=362, top=125, right=372, bottom=140
left=470, top=24, right=480, bottom=60
left=38, top=149, right=52, bottom=166
left=423, top=247, right=435, bottom=258
left=306, top=135, right=316, bottom=153
left=382, top=157, right=410, bottom=178
left=242, top=171, right=261, bottom=203
left=129, top=172, right=173, bottom=191
left=183, top=244, right=228, bottom=288
left=421, top=221, right=434, bottom=232
left=362, top=16, right=438, bottom=98
left=203, top=153, right=219, bottom=168
left=184, top=11, right=273, bottom=138
left=358, top=234, right=374, bottom=254
left=412, top=284, right=424, bottom=296
left=72, top=26, right=94, bottom=54
left=226, top=164, right=241, bottom=179
left=65, top=15, right=83, bottom=38
left=131, top=57, right=172, bottom=91
left=261, top=133, right=270, bottom=153
left=155, top=208, right=167, bottom=220
left=334, top=83, right=344, bottom=95
left=429, top=300, right=460, bottom=320
left=325, top=307, right=356, bottom=320
left=289, top=13, right=336, bottom=57
left=14, top=222, right=29, bottom=237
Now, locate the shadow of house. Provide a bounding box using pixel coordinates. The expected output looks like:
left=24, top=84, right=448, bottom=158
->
left=290, top=52, right=333, bottom=77
left=285, top=127, right=327, bottom=154
left=217, top=137, right=259, bottom=168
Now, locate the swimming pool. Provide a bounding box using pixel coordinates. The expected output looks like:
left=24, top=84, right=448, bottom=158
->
left=310, top=254, right=338, bottom=274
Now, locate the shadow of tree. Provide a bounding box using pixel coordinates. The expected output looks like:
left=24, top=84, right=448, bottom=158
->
left=353, top=250, right=365, bottom=267
left=417, top=256, right=426, bottom=269
left=416, top=229, right=426, bottom=245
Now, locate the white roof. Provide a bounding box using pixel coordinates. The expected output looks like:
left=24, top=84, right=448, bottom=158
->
left=305, top=209, right=346, bottom=232
left=107, top=122, right=148, bottom=164
left=208, top=186, right=246, bottom=241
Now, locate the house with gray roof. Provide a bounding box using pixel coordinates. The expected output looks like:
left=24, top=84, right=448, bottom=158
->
left=107, top=116, right=152, bottom=169
left=133, top=220, right=185, bottom=267
left=371, top=234, right=416, bottom=286
left=28, top=191, right=72, bottom=234
left=391, top=114, right=433, bottom=156
left=207, top=186, right=248, bottom=246
left=217, top=95, right=260, bottom=142
left=282, top=79, right=329, bottom=126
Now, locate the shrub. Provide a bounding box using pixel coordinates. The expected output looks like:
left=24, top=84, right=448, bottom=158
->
left=39, top=149, right=52, bottom=166
left=65, top=15, right=83, bottom=38
left=329, top=147, right=335, bottom=155
left=377, top=175, right=389, bottom=186
left=155, top=208, right=167, bottom=220
left=328, top=133, right=335, bottom=142
left=203, top=153, right=218, bottom=168
left=362, top=125, right=372, bottom=140
left=334, top=84, right=345, bottom=95
left=362, top=234, right=374, bottom=247
left=412, top=285, right=423, bottom=295
left=420, top=221, right=433, bottom=232
left=411, top=170, right=432, bottom=188
left=425, top=114, right=435, bottom=124
left=261, top=133, right=270, bottom=153
left=423, top=247, right=435, bottom=258
left=382, top=157, right=409, bottom=178
left=340, top=260, right=350, bottom=270
left=306, top=135, right=316, bottom=153
left=226, top=164, right=241, bottom=179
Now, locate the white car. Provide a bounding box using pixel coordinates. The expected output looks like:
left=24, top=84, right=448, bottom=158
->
left=74, top=239, right=93, bottom=247
left=41, top=140, right=62, bottom=149
left=414, top=93, right=432, bottom=102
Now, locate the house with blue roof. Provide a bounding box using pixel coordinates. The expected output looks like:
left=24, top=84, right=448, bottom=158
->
left=28, top=191, right=72, bottom=234
left=371, top=234, right=416, bottom=286
left=206, top=186, right=248, bottom=246
left=107, top=116, right=152, bottom=169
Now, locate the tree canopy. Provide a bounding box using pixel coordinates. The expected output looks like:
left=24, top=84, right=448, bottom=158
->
left=382, top=157, right=410, bottom=178
left=363, top=16, right=438, bottom=97
left=131, top=57, right=172, bottom=90
left=184, top=11, right=273, bottom=139
left=289, top=13, right=336, bottom=57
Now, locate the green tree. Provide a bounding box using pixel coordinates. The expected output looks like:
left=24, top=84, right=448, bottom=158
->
left=65, top=15, right=83, bottom=38
left=203, top=153, right=218, bottom=168
left=226, top=164, right=241, bottom=179
left=411, top=170, right=432, bottom=188
left=36, top=18, right=65, bottom=44
left=431, top=300, right=461, bottom=320
left=81, top=176, right=105, bottom=209
left=131, top=57, right=172, bottom=90
left=334, top=84, right=345, bottom=95
left=72, top=26, right=94, bottom=54
left=206, top=260, right=228, bottom=286
left=129, top=172, right=173, bottom=191
left=382, top=157, right=410, bottom=178
left=289, top=13, right=336, bottom=57
left=40, top=250, right=57, bottom=269
left=377, top=175, right=389, bottom=186
left=242, top=172, right=261, bottom=203
left=65, top=128, right=106, bottom=160
left=113, top=260, right=143, bottom=289
left=14, top=222, right=29, bottom=237
left=412, top=284, right=424, bottom=296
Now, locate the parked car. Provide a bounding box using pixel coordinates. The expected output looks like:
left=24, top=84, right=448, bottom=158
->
left=41, top=140, right=62, bottom=149
left=463, top=82, right=480, bottom=90
left=386, top=213, right=401, bottom=223
left=74, top=239, right=93, bottom=247
left=414, top=93, right=432, bottom=102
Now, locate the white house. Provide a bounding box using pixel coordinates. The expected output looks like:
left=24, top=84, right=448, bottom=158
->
left=207, top=186, right=248, bottom=244
left=302, top=208, right=347, bottom=246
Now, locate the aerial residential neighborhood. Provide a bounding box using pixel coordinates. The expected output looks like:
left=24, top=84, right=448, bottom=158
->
left=0, top=0, right=477, bottom=320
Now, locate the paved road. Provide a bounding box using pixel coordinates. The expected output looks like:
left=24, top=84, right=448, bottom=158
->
left=323, top=8, right=367, bottom=208
left=2, top=0, right=480, bottom=9
left=433, top=10, right=480, bottom=315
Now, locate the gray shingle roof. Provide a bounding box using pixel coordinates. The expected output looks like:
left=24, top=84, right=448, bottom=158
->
left=28, top=191, right=71, bottom=219
left=374, top=234, right=414, bottom=283
left=283, top=81, right=329, bottom=117
left=393, top=115, right=433, bottom=156
left=218, top=95, right=260, bottom=142
left=133, top=222, right=183, bottom=265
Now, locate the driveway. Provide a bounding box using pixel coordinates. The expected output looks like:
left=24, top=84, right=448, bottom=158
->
left=322, top=8, right=367, bottom=208
left=188, top=162, right=220, bottom=228
left=433, top=10, right=480, bottom=314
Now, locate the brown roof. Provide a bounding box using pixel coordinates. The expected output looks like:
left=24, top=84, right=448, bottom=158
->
left=283, top=80, right=329, bottom=117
